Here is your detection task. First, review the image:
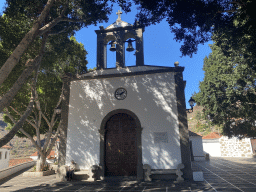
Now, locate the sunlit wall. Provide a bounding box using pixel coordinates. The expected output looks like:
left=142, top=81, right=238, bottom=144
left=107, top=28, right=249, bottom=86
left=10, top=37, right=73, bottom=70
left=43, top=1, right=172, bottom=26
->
left=66, top=66, right=182, bottom=170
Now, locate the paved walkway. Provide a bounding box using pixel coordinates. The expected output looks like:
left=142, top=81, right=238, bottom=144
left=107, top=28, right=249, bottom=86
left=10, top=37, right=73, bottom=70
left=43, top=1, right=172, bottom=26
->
left=1, top=157, right=256, bottom=191
left=195, top=157, right=256, bottom=192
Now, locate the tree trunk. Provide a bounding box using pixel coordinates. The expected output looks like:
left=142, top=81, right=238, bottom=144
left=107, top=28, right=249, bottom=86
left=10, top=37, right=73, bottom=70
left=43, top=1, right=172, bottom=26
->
left=36, top=159, right=41, bottom=172
left=0, top=33, right=48, bottom=113
left=0, top=0, right=55, bottom=86
left=38, top=154, right=47, bottom=171
left=0, top=57, right=40, bottom=113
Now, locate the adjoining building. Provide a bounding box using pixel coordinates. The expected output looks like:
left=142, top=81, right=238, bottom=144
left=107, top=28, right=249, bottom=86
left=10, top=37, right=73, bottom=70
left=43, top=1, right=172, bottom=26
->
left=202, top=132, right=254, bottom=158
left=189, top=131, right=204, bottom=161
left=0, top=145, right=11, bottom=170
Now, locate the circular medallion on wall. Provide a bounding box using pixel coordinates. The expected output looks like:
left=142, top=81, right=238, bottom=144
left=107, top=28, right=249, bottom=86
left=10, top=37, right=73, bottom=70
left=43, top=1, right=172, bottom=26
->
left=115, top=88, right=127, bottom=100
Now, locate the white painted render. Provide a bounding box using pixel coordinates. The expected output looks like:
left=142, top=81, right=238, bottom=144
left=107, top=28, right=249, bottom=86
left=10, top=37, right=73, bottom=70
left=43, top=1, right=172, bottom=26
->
left=66, top=68, right=182, bottom=170
left=189, top=136, right=205, bottom=161
left=0, top=148, right=9, bottom=170
left=202, top=139, right=221, bottom=157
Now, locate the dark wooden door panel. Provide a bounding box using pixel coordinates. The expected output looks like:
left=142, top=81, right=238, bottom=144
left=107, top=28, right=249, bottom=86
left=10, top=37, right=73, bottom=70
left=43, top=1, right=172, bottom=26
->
left=105, top=113, right=137, bottom=176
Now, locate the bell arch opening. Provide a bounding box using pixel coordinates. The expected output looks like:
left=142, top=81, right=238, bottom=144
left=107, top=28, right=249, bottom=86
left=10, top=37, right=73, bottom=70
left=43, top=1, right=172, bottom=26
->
left=124, top=38, right=136, bottom=67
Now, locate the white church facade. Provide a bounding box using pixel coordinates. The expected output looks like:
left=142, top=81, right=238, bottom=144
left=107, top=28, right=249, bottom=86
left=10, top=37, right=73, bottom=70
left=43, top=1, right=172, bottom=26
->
left=58, top=11, right=192, bottom=180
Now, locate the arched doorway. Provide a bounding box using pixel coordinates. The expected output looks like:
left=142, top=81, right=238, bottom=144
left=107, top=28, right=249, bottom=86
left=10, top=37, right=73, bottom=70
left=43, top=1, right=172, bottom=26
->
left=105, top=113, right=137, bottom=176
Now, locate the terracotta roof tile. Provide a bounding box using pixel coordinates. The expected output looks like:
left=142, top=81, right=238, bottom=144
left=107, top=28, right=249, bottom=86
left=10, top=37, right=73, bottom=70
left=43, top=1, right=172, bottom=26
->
left=30, top=150, right=56, bottom=159
left=9, top=158, right=33, bottom=167
left=1, top=145, right=12, bottom=149
left=202, top=132, right=222, bottom=139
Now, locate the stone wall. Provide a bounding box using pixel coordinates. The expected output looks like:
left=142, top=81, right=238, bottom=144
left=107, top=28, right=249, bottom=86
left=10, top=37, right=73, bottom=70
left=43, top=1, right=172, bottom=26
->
left=220, top=136, right=253, bottom=157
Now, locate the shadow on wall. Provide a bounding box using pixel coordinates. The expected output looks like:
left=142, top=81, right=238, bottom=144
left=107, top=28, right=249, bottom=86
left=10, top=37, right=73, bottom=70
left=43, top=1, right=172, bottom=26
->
left=66, top=72, right=182, bottom=169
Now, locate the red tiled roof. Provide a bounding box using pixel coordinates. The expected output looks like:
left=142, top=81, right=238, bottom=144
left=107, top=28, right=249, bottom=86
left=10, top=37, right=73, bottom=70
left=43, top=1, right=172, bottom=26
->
left=9, top=158, right=33, bottom=167
left=30, top=150, right=56, bottom=159
left=202, top=132, right=222, bottom=139
left=1, top=145, right=12, bottom=149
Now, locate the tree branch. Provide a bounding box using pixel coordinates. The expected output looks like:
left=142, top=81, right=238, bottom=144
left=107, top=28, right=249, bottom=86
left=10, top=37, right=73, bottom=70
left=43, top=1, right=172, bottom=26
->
left=38, top=16, right=63, bottom=36
left=0, top=34, right=48, bottom=113
left=9, top=106, right=37, bottom=130
left=46, top=119, right=62, bottom=157
left=0, top=0, right=55, bottom=86
left=0, top=95, right=35, bottom=147
left=19, top=128, right=43, bottom=157
left=43, top=83, right=64, bottom=152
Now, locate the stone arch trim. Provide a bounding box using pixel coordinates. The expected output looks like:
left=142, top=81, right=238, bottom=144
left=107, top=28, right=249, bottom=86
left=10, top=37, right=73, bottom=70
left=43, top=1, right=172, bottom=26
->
left=99, top=109, right=143, bottom=180
left=104, top=35, right=116, bottom=44
left=124, top=31, right=136, bottom=41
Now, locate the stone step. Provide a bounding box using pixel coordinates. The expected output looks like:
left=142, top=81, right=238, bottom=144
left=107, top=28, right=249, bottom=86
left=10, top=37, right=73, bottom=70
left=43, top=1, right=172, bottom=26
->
left=73, top=170, right=89, bottom=181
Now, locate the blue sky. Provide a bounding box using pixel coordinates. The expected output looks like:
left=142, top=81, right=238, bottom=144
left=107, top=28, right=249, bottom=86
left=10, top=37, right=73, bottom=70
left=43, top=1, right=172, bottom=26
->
left=0, top=1, right=213, bottom=108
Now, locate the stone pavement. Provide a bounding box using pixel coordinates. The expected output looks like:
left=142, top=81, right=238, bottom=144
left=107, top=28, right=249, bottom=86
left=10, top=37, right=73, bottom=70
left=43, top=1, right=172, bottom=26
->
left=1, top=157, right=256, bottom=192
left=195, top=157, right=256, bottom=192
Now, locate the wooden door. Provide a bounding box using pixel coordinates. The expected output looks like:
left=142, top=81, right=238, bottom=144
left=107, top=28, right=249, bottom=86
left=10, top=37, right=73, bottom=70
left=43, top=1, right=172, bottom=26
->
left=105, top=113, right=137, bottom=176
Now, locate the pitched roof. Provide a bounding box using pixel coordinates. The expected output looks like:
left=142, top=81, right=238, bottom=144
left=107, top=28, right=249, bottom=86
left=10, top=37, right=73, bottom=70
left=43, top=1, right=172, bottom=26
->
left=189, top=131, right=202, bottom=137
left=1, top=145, right=12, bottom=149
left=202, top=132, right=222, bottom=139
left=9, top=158, right=33, bottom=167
left=30, top=150, right=56, bottom=159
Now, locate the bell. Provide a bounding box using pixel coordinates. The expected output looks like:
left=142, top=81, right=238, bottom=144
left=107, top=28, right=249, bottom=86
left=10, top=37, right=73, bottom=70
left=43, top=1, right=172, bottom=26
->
left=126, top=39, right=134, bottom=52
left=109, top=41, right=116, bottom=52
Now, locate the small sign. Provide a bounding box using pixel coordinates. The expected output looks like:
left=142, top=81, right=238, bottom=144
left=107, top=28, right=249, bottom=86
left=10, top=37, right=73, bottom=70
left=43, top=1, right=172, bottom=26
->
left=154, top=132, right=168, bottom=143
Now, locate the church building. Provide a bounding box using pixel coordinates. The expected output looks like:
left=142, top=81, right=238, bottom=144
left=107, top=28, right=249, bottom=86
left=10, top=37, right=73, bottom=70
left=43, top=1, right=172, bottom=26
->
left=58, top=10, right=193, bottom=181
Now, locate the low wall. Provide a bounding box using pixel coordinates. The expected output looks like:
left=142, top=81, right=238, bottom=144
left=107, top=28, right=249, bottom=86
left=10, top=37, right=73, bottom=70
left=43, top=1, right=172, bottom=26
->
left=0, top=161, right=36, bottom=180
left=220, top=136, right=253, bottom=157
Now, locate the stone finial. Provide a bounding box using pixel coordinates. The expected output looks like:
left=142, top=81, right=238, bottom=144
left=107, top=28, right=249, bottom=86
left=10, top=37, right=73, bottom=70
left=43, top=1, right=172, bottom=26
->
left=176, top=163, right=185, bottom=181
left=99, top=26, right=104, bottom=30
left=143, top=164, right=152, bottom=181
left=88, top=165, right=103, bottom=181
left=174, top=61, right=179, bottom=67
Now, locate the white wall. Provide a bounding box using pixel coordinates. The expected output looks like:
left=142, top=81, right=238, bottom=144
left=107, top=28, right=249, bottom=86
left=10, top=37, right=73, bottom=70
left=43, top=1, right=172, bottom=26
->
left=0, top=148, right=9, bottom=170
left=66, top=67, right=182, bottom=170
left=190, top=136, right=204, bottom=161
left=202, top=139, right=221, bottom=157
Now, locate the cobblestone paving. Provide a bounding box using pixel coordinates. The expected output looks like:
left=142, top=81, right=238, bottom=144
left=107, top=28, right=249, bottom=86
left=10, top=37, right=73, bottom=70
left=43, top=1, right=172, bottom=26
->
left=1, top=157, right=256, bottom=191
left=195, top=157, right=256, bottom=192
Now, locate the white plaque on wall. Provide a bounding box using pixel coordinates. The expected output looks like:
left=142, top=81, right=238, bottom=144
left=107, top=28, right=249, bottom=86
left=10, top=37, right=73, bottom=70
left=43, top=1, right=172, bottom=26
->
left=154, top=132, right=168, bottom=143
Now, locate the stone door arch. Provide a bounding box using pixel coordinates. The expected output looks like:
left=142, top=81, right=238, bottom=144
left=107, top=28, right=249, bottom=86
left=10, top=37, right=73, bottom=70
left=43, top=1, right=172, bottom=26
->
left=99, top=109, right=143, bottom=179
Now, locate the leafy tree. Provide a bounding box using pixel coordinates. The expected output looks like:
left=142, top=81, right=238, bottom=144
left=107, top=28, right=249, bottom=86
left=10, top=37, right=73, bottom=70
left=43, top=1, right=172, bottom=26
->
left=134, top=0, right=255, bottom=60
left=0, top=0, right=122, bottom=113
left=2, top=34, right=88, bottom=170
left=0, top=14, right=88, bottom=164
left=0, top=0, right=114, bottom=147
left=194, top=43, right=256, bottom=137
left=1, top=0, right=255, bottom=114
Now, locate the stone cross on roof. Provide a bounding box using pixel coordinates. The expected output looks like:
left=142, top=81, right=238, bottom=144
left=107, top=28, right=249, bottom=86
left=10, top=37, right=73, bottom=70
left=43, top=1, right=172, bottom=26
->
left=116, top=9, right=122, bottom=21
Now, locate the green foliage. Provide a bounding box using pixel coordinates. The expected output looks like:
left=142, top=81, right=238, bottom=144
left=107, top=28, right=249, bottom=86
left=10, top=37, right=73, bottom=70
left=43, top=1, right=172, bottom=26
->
left=194, top=42, right=256, bottom=137
left=195, top=112, right=202, bottom=121
left=1, top=13, right=88, bottom=138
left=135, top=0, right=256, bottom=60
left=41, top=164, right=50, bottom=171
left=32, top=165, right=36, bottom=172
